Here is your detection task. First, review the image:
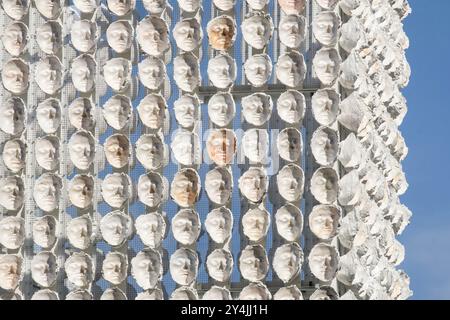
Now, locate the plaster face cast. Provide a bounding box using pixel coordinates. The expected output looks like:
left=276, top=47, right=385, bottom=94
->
left=207, top=16, right=236, bottom=51
left=274, top=286, right=303, bottom=300
left=205, top=167, right=233, bottom=205
left=313, top=11, right=340, bottom=47
left=246, top=0, right=269, bottom=10
left=173, top=53, right=200, bottom=93
left=279, top=15, right=306, bottom=49
left=142, top=0, right=166, bottom=14
left=101, top=288, right=127, bottom=300
left=173, top=18, right=203, bottom=52
left=309, top=286, right=338, bottom=300
left=73, top=0, right=98, bottom=13
left=35, top=56, right=63, bottom=95
left=315, top=0, right=338, bottom=10
left=313, top=48, right=341, bottom=86
left=137, top=94, right=167, bottom=130
left=135, top=212, right=166, bottom=248
left=278, top=0, right=305, bottom=14
left=103, top=95, right=131, bottom=130
left=2, top=59, right=29, bottom=95
left=37, top=22, right=62, bottom=55
left=206, top=129, right=237, bottom=166
left=203, top=286, right=232, bottom=300
left=239, top=283, right=271, bottom=300
left=103, top=58, right=131, bottom=92
left=2, top=0, right=29, bottom=20
left=311, top=89, right=339, bottom=127
left=208, top=54, right=236, bottom=89
left=242, top=207, right=270, bottom=242
left=35, top=0, right=61, bottom=19
left=136, top=16, right=169, bottom=56
left=208, top=92, right=236, bottom=127
left=101, top=173, right=130, bottom=208
left=31, top=252, right=57, bottom=287
left=276, top=90, right=305, bottom=125
left=65, top=252, right=93, bottom=288
left=0, top=176, right=24, bottom=211
left=71, top=20, right=97, bottom=53
left=69, top=175, right=94, bottom=209
left=277, top=164, right=304, bottom=202
left=37, top=98, right=61, bottom=134
left=311, top=167, right=338, bottom=204
left=71, top=55, right=96, bottom=93
left=178, top=0, right=200, bottom=12
left=0, top=255, right=22, bottom=290
left=36, top=136, right=59, bottom=171
left=311, top=126, right=338, bottom=166
left=206, top=249, right=233, bottom=282
left=0, top=98, right=25, bottom=135
left=2, top=22, right=28, bottom=56
left=33, top=215, right=56, bottom=248
left=309, top=204, right=340, bottom=240
left=67, top=215, right=92, bottom=250
left=277, top=128, right=302, bottom=162
left=242, top=14, right=273, bottom=49
left=138, top=57, right=166, bottom=90
left=242, top=93, right=273, bottom=126
left=276, top=51, right=306, bottom=87
left=102, top=252, right=128, bottom=285
left=68, top=131, right=95, bottom=170
left=0, top=216, right=24, bottom=250
left=171, top=287, right=198, bottom=300
left=172, top=209, right=201, bottom=245
left=66, top=289, right=93, bottom=300
left=33, top=173, right=62, bottom=212
left=174, top=95, right=199, bottom=129
left=244, top=54, right=272, bottom=87
left=138, top=172, right=166, bottom=208
left=238, top=167, right=268, bottom=203
left=68, top=98, right=95, bottom=130
left=136, top=134, right=165, bottom=170
left=308, top=243, right=338, bottom=282
left=205, top=207, right=233, bottom=244
left=239, top=244, right=269, bottom=282
left=31, top=289, right=59, bottom=300
left=100, top=211, right=132, bottom=246
left=135, top=289, right=164, bottom=300
left=170, top=248, right=198, bottom=286
left=107, top=0, right=135, bottom=16
left=171, top=131, right=200, bottom=166
left=273, top=243, right=303, bottom=283
left=214, top=0, right=235, bottom=11
left=104, top=134, right=130, bottom=169
left=2, top=139, right=25, bottom=173
left=275, top=204, right=303, bottom=242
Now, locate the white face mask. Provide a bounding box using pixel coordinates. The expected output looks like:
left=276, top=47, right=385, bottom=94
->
left=37, top=21, right=62, bottom=55
left=0, top=98, right=25, bottom=136
left=35, top=0, right=61, bottom=19
left=137, top=94, right=167, bottom=130
left=203, top=286, right=232, bottom=300
left=177, top=0, right=201, bottom=12
left=36, top=136, right=59, bottom=171
left=101, top=173, right=130, bottom=208
left=206, top=249, right=233, bottom=282
left=135, top=213, right=166, bottom=248
left=68, top=131, right=94, bottom=171
left=102, top=95, right=131, bottom=130
left=0, top=216, right=25, bottom=250
left=311, top=126, right=339, bottom=166
left=137, top=16, right=169, bottom=56
left=71, top=20, right=97, bottom=52
left=131, top=250, right=162, bottom=290
left=173, top=18, right=203, bottom=52
left=278, top=0, right=305, bottom=14
left=100, top=211, right=132, bottom=246
left=276, top=52, right=306, bottom=87
left=208, top=92, right=235, bottom=127
left=33, top=173, right=62, bottom=212
left=273, top=243, right=303, bottom=283
left=137, top=172, right=164, bottom=208
left=171, top=209, right=200, bottom=245
left=171, top=131, right=200, bottom=167
left=32, top=216, right=57, bottom=249
left=239, top=245, right=268, bottom=282
left=31, top=252, right=57, bottom=287
left=308, top=243, right=338, bottom=282
left=279, top=15, right=306, bottom=48
left=242, top=207, right=270, bottom=242
left=174, top=95, right=199, bottom=129
left=205, top=207, right=233, bottom=244
left=70, top=55, right=96, bottom=93
left=239, top=283, right=271, bottom=300
left=2, top=139, right=26, bottom=173
left=238, top=168, right=267, bottom=203
left=242, top=93, right=273, bottom=126
left=276, top=164, right=304, bottom=202
left=275, top=204, right=303, bottom=242
left=35, top=56, right=63, bottom=95
left=277, top=90, right=305, bottom=125
left=311, top=89, right=340, bottom=127
left=2, top=0, right=29, bottom=20
left=242, top=15, right=273, bottom=50
left=277, top=128, right=302, bottom=162
left=0, top=176, right=24, bottom=211
left=169, top=248, right=198, bottom=286
left=207, top=54, right=236, bottom=89
left=213, top=0, right=235, bottom=11
left=205, top=168, right=233, bottom=205
left=313, top=48, right=341, bottom=86
left=107, top=21, right=133, bottom=53
left=310, top=167, right=338, bottom=204
left=68, top=175, right=94, bottom=209
left=273, top=286, right=303, bottom=300
left=173, top=53, right=200, bottom=93
left=67, top=216, right=92, bottom=250
left=313, top=11, right=340, bottom=47
left=2, top=22, right=28, bottom=57
left=244, top=54, right=272, bottom=87
left=104, top=134, right=130, bottom=169
left=2, top=59, right=29, bottom=95
left=103, top=58, right=131, bottom=92
left=36, top=99, right=61, bottom=134
left=136, top=134, right=165, bottom=170
left=138, top=57, right=166, bottom=90
left=64, top=252, right=93, bottom=288
left=102, top=252, right=128, bottom=285
left=0, top=255, right=22, bottom=291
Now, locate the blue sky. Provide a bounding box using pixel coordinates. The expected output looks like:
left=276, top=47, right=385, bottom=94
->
left=399, top=0, right=450, bottom=300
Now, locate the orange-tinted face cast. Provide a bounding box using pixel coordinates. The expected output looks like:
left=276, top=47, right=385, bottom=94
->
left=206, top=129, right=237, bottom=166
left=208, top=17, right=235, bottom=51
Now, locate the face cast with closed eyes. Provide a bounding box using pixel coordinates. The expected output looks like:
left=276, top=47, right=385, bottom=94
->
left=136, top=16, right=169, bottom=56
left=33, top=173, right=62, bottom=212
left=73, top=0, right=98, bottom=13
left=178, top=0, right=200, bottom=12
left=205, top=207, right=233, bottom=244
left=102, top=252, right=128, bottom=285
left=2, top=59, right=29, bottom=95
left=206, top=129, right=236, bottom=166
left=2, top=0, right=29, bottom=20
left=242, top=129, right=269, bottom=164
left=68, top=131, right=95, bottom=170
left=239, top=283, right=271, bottom=300
left=313, top=48, right=341, bottom=86
left=36, top=98, right=61, bottom=134
left=35, top=0, right=61, bottom=19
left=101, top=173, right=130, bottom=208
left=205, top=168, right=233, bottom=205
left=0, top=216, right=25, bottom=250
left=311, top=89, right=339, bottom=126
left=172, top=209, right=200, bottom=246
left=138, top=57, right=166, bottom=90
left=308, top=243, right=338, bottom=282
left=171, top=169, right=200, bottom=207
left=137, top=173, right=165, bottom=208
left=131, top=249, right=162, bottom=289
left=174, top=95, right=199, bottom=129
left=68, top=175, right=94, bottom=209
left=242, top=207, right=270, bottom=242
left=242, top=93, right=273, bottom=126
left=309, top=204, right=340, bottom=240
left=275, top=204, right=303, bottom=242
left=208, top=92, right=235, bottom=127
left=311, top=126, right=338, bottom=166
left=277, top=90, right=305, bottom=125
left=207, top=16, right=236, bottom=51
left=246, top=0, right=268, bottom=10
left=71, top=20, right=97, bottom=53
left=173, top=53, right=200, bottom=93
left=137, top=94, right=167, bottom=130
left=68, top=98, right=94, bottom=130
left=100, top=211, right=132, bottom=246
left=173, top=18, right=203, bottom=52
left=71, top=55, right=96, bottom=93
left=274, top=286, right=303, bottom=300
left=278, top=0, right=305, bottom=15
left=276, top=52, right=306, bottom=87
left=104, top=134, right=130, bottom=169
left=170, top=248, right=198, bottom=286
left=273, top=243, right=303, bottom=283
left=203, top=286, right=232, bottom=300
left=136, top=134, right=165, bottom=170
left=279, top=15, right=306, bottom=49
left=311, top=167, right=338, bottom=204
left=206, top=249, right=233, bottom=282
left=277, top=164, right=304, bottom=202
left=242, top=14, right=273, bottom=49
left=135, top=212, right=166, bottom=248
left=239, top=244, right=268, bottom=282
left=171, top=131, right=200, bottom=166
left=107, top=0, right=135, bottom=16
left=3, top=139, right=25, bottom=173
left=67, top=215, right=92, bottom=249
left=107, top=21, right=132, bottom=53
left=277, top=128, right=302, bottom=162
left=103, top=58, right=131, bottom=92
left=208, top=54, right=236, bottom=89
left=103, top=95, right=131, bottom=130
left=244, top=54, right=272, bottom=87
left=0, top=255, right=22, bottom=291
left=2, top=22, right=27, bottom=56
left=32, top=215, right=56, bottom=249
left=37, top=21, right=62, bottom=55
left=313, top=11, right=340, bottom=47
left=0, top=176, right=24, bottom=211
left=35, top=56, right=63, bottom=95
left=0, top=98, right=25, bottom=135
left=65, top=252, right=93, bottom=288
left=239, top=167, right=268, bottom=203
left=35, top=136, right=59, bottom=171
left=31, top=251, right=57, bottom=288
left=309, top=286, right=338, bottom=300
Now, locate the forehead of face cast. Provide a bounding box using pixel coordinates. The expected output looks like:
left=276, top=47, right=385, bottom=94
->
left=240, top=167, right=267, bottom=182
left=65, top=252, right=92, bottom=268
left=0, top=216, right=24, bottom=231
left=240, top=244, right=266, bottom=260
left=70, top=175, right=93, bottom=190
left=138, top=172, right=163, bottom=189
left=278, top=164, right=303, bottom=179
left=243, top=14, right=272, bottom=31
left=138, top=16, right=168, bottom=35
left=137, top=134, right=163, bottom=149
left=206, top=207, right=232, bottom=225
left=3, top=139, right=25, bottom=156
left=32, top=251, right=56, bottom=265
left=172, top=131, right=197, bottom=148
left=310, top=243, right=336, bottom=260
left=203, top=286, right=232, bottom=300
left=207, top=16, right=235, bottom=37
left=209, top=92, right=234, bottom=109
left=275, top=243, right=302, bottom=260
left=245, top=54, right=271, bottom=69
left=171, top=287, right=198, bottom=300
left=315, top=48, right=340, bottom=64
left=206, top=167, right=232, bottom=184
left=0, top=176, right=24, bottom=192
left=105, top=134, right=130, bottom=149
left=1, top=0, right=30, bottom=18
left=173, top=209, right=200, bottom=226
left=104, top=58, right=131, bottom=73
left=35, top=172, right=61, bottom=189
left=107, top=20, right=133, bottom=34
left=3, top=22, right=28, bottom=41
left=3, top=59, right=28, bottom=78
left=37, top=57, right=62, bottom=75
left=32, top=289, right=59, bottom=300
left=104, top=172, right=129, bottom=187
left=139, top=56, right=165, bottom=72
left=174, top=53, right=198, bottom=70
left=276, top=204, right=302, bottom=222
left=37, top=98, right=60, bottom=115
left=72, top=54, right=96, bottom=71
left=279, top=127, right=301, bottom=143
left=38, top=20, right=61, bottom=37
left=171, top=248, right=198, bottom=266
left=174, top=17, right=202, bottom=34
left=278, top=51, right=304, bottom=69
left=208, top=129, right=236, bottom=145
left=34, top=215, right=56, bottom=230
left=240, top=283, right=270, bottom=299
left=175, top=94, right=199, bottom=109
left=101, top=288, right=127, bottom=300
left=101, top=211, right=130, bottom=228
left=69, top=131, right=94, bottom=147
left=316, top=0, right=339, bottom=9
left=68, top=215, right=91, bottom=231
left=243, top=207, right=269, bottom=224
left=279, top=14, right=304, bottom=30
left=314, top=11, right=339, bottom=28
left=0, top=254, right=22, bottom=268
left=136, top=212, right=166, bottom=230
left=132, top=249, right=161, bottom=266
left=66, top=289, right=93, bottom=300
left=104, top=95, right=131, bottom=112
